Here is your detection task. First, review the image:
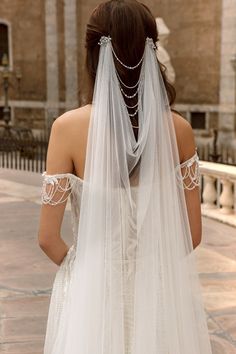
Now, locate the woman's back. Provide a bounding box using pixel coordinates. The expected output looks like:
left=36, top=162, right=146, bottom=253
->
left=44, top=105, right=202, bottom=250
left=46, top=104, right=196, bottom=179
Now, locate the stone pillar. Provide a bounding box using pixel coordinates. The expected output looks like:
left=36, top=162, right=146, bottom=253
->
left=219, top=0, right=236, bottom=143
left=64, top=0, right=79, bottom=110
left=45, top=0, right=59, bottom=130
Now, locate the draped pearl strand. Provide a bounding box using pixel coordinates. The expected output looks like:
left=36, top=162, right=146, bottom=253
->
left=98, top=36, right=157, bottom=127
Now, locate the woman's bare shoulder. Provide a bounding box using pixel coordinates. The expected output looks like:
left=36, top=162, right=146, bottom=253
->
left=171, top=110, right=196, bottom=163
left=53, top=104, right=92, bottom=130
left=48, top=104, right=92, bottom=163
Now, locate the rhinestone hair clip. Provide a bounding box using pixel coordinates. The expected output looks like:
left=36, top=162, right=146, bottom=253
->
left=98, top=35, right=112, bottom=46
left=98, top=36, right=157, bottom=70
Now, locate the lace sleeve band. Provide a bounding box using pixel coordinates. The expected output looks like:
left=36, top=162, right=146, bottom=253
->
left=176, top=150, right=200, bottom=190
left=41, top=172, right=76, bottom=205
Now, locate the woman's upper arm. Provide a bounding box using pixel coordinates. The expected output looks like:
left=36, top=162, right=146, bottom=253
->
left=38, top=114, right=74, bottom=245
left=174, top=114, right=202, bottom=249
left=46, top=115, right=74, bottom=175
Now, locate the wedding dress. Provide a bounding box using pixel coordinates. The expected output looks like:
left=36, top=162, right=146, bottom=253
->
left=41, top=36, right=213, bottom=354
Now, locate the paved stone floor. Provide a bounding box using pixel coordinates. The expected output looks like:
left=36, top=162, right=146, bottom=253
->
left=0, top=168, right=235, bottom=354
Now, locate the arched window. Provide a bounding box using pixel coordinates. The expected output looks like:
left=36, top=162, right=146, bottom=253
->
left=0, top=22, right=9, bottom=66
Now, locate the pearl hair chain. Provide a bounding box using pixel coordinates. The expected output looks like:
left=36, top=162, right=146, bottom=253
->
left=120, top=86, right=139, bottom=99
left=98, top=35, right=157, bottom=124
left=115, top=68, right=140, bottom=89
left=125, top=101, right=139, bottom=109
left=111, top=46, right=145, bottom=70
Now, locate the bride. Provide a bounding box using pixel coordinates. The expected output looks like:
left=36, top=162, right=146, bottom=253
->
left=38, top=1, right=213, bottom=353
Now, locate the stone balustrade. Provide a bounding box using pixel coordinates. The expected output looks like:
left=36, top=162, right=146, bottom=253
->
left=200, top=160, right=236, bottom=227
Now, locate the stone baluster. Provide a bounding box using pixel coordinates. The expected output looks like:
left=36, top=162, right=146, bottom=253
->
left=202, top=175, right=217, bottom=209
left=199, top=160, right=236, bottom=226
left=219, top=178, right=234, bottom=214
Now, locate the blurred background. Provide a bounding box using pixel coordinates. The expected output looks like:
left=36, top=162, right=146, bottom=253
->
left=0, top=1, right=236, bottom=353
left=0, top=0, right=236, bottom=163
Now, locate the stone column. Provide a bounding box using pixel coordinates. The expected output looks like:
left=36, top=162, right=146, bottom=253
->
left=64, top=0, right=79, bottom=110
left=45, top=0, right=59, bottom=130
left=219, top=0, right=236, bottom=143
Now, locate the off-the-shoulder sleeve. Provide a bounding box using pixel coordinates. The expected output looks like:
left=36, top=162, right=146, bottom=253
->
left=176, top=149, right=200, bottom=190
left=41, top=172, right=76, bottom=205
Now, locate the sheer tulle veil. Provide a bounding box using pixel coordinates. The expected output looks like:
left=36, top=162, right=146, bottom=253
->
left=45, top=35, right=213, bottom=354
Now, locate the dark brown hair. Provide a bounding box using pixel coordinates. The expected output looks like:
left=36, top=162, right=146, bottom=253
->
left=83, top=0, right=176, bottom=117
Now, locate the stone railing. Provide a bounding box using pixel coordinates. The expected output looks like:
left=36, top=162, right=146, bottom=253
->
left=199, top=160, right=236, bottom=227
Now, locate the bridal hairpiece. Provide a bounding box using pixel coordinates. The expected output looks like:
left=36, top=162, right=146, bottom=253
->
left=98, top=35, right=158, bottom=120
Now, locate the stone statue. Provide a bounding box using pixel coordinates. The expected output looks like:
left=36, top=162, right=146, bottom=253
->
left=155, top=17, right=176, bottom=84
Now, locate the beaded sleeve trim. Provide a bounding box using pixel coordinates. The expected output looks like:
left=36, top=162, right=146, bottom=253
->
left=176, top=151, right=200, bottom=190
left=41, top=150, right=200, bottom=204
left=41, top=172, right=77, bottom=205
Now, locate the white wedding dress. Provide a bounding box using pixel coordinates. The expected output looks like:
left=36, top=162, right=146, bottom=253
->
left=41, top=151, right=210, bottom=354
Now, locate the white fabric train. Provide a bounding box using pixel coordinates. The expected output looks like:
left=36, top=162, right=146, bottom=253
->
left=41, top=36, right=212, bottom=354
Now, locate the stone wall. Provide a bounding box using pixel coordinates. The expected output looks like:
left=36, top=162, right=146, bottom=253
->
left=0, top=0, right=46, bottom=129
left=152, top=0, right=222, bottom=105
left=0, top=0, right=46, bottom=102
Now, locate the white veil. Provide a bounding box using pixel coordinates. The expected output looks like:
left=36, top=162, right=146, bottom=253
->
left=48, top=36, right=212, bottom=353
